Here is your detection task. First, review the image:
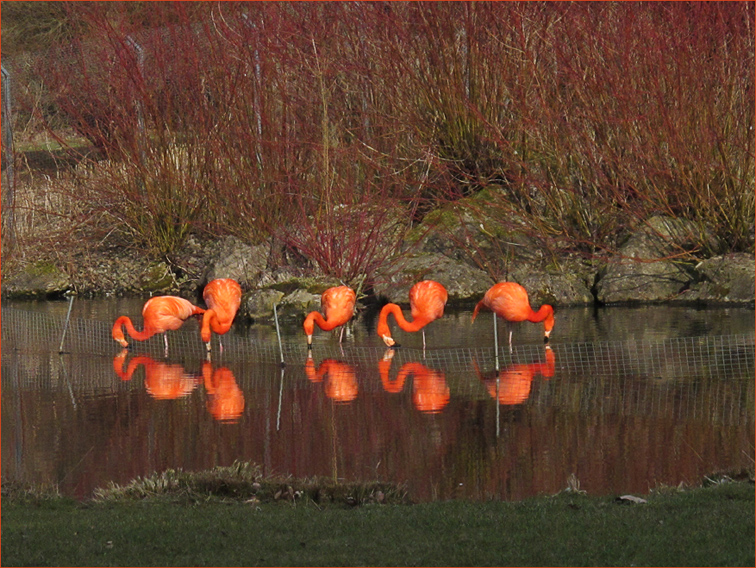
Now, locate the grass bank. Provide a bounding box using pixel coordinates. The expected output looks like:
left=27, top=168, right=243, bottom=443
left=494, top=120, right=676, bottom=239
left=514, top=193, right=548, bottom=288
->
left=2, top=480, right=753, bottom=567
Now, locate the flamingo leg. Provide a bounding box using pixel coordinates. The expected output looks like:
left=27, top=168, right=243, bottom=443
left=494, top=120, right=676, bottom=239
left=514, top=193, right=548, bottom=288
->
left=163, top=333, right=169, bottom=358
left=493, top=313, right=500, bottom=371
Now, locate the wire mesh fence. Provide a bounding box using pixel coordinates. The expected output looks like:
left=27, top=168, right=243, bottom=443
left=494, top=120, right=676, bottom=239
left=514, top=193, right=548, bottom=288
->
left=3, top=305, right=754, bottom=379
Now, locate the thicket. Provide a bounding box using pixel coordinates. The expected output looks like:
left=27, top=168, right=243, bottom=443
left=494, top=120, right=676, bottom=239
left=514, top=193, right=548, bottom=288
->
left=7, top=1, right=755, bottom=289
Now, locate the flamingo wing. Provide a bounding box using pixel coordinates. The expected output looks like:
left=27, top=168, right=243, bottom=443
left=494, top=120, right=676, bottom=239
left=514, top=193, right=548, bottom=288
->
left=203, top=279, right=242, bottom=321
left=322, top=286, right=356, bottom=326
left=486, top=282, right=532, bottom=323
left=144, top=296, right=203, bottom=332
left=409, top=280, right=448, bottom=321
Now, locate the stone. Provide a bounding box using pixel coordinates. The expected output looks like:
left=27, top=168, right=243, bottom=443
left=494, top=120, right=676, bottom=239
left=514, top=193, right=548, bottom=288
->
left=684, top=253, right=755, bottom=303
left=203, top=236, right=269, bottom=288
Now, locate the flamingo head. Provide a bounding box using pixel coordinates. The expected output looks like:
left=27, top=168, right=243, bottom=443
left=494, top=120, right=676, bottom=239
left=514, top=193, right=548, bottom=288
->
left=381, top=335, right=396, bottom=347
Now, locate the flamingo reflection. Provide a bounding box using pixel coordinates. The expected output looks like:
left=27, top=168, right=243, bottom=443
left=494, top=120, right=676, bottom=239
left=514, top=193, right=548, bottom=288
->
left=378, top=350, right=450, bottom=414
left=305, top=355, right=359, bottom=404
left=473, top=346, right=556, bottom=406
left=112, top=350, right=201, bottom=400
left=202, top=361, right=245, bottom=423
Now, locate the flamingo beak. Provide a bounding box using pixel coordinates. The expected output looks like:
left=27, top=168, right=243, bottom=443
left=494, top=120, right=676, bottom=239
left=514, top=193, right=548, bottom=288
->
left=382, top=335, right=396, bottom=347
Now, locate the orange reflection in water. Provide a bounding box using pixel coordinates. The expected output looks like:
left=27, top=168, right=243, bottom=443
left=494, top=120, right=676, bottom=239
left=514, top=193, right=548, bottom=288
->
left=112, top=350, right=201, bottom=400
left=202, top=361, right=245, bottom=423
left=378, top=349, right=450, bottom=414
left=305, top=356, right=358, bottom=404
left=112, top=351, right=244, bottom=422
left=474, top=346, right=556, bottom=405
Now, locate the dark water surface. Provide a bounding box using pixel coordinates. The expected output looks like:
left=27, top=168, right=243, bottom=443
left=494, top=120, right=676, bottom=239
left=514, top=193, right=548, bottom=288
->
left=2, top=299, right=753, bottom=501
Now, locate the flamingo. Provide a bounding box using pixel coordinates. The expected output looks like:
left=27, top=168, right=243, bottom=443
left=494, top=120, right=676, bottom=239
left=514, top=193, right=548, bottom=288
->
left=201, top=278, right=242, bottom=355
left=377, top=280, right=448, bottom=349
left=471, top=282, right=554, bottom=347
left=112, top=295, right=205, bottom=356
left=303, top=285, right=356, bottom=348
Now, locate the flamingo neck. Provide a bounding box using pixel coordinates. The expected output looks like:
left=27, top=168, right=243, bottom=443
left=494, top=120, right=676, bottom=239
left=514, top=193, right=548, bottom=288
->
left=113, top=316, right=156, bottom=342
left=471, top=299, right=486, bottom=322
left=303, top=311, right=342, bottom=335
left=201, top=310, right=232, bottom=342
left=378, top=304, right=431, bottom=337
left=527, top=305, right=555, bottom=332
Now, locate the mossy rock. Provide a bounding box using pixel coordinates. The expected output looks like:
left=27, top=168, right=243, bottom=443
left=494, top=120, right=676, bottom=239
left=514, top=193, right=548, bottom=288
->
left=139, top=262, right=176, bottom=292
left=1, top=261, right=71, bottom=298
left=268, top=277, right=342, bottom=296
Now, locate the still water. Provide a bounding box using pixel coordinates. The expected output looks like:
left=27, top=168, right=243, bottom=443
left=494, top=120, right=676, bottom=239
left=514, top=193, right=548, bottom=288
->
left=2, top=298, right=754, bottom=501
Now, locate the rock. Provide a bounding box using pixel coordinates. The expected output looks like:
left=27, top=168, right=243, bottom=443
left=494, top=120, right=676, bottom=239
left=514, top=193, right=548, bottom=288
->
left=243, top=289, right=285, bottom=320
left=373, top=253, right=492, bottom=303
left=2, top=261, right=71, bottom=298
left=202, top=236, right=269, bottom=288
left=277, top=289, right=321, bottom=319
left=595, top=216, right=699, bottom=303
left=507, top=258, right=595, bottom=306
left=241, top=284, right=324, bottom=322
left=684, top=253, right=755, bottom=303
left=139, top=261, right=177, bottom=292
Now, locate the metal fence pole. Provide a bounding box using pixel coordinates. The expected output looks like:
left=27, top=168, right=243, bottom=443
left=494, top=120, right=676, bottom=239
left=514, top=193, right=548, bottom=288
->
left=1, top=65, right=16, bottom=252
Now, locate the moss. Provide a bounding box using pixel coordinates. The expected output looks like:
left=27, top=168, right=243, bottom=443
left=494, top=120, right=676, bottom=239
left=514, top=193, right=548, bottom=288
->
left=138, top=263, right=176, bottom=292
left=268, top=277, right=341, bottom=296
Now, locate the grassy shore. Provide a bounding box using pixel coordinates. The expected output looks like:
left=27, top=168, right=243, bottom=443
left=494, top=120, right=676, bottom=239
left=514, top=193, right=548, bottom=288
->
left=2, top=479, right=753, bottom=567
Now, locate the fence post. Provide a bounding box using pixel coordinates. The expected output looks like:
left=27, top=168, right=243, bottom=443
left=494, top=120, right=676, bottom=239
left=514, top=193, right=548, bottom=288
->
left=1, top=65, right=16, bottom=253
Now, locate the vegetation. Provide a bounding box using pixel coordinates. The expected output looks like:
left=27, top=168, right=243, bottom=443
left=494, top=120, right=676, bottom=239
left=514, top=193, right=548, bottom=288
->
left=2, top=470, right=754, bottom=567
left=3, top=2, right=754, bottom=289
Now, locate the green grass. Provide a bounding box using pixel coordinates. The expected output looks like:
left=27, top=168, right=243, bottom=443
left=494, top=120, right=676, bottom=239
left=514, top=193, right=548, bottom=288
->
left=2, top=481, right=753, bottom=567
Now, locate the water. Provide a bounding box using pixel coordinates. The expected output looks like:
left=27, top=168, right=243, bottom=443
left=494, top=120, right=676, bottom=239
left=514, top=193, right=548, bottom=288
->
left=2, top=299, right=754, bottom=501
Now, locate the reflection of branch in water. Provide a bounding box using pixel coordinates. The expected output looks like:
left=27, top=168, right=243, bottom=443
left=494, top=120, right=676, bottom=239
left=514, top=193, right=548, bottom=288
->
left=305, top=356, right=358, bottom=404
left=473, top=346, right=556, bottom=406
left=378, top=349, right=450, bottom=414
left=112, top=350, right=201, bottom=400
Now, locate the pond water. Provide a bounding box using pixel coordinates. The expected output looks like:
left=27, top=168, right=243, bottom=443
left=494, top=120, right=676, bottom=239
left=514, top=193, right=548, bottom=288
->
left=2, top=298, right=754, bottom=502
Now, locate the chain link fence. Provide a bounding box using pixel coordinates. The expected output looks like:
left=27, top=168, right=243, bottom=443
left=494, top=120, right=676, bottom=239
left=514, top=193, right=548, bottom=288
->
left=3, top=304, right=754, bottom=376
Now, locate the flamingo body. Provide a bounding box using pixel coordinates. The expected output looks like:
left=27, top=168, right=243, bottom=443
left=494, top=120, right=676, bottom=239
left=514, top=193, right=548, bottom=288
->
left=472, top=282, right=554, bottom=342
left=112, top=296, right=205, bottom=352
left=303, top=285, right=356, bottom=346
left=377, top=280, right=448, bottom=347
left=201, top=278, right=242, bottom=352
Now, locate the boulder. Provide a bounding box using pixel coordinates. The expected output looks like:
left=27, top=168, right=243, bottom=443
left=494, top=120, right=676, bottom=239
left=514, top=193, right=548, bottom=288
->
left=243, top=288, right=285, bottom=321
left=2, top=261, right=71, bottom=298
left=202, top=236, right=269, bottom=288
left=373, top=252, right=492, bottom=304
left=507, top=257, right=595, bottom=306
left=595, top=216, right=699, bottom=303
left=684, top=253, right=755, bottom=303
